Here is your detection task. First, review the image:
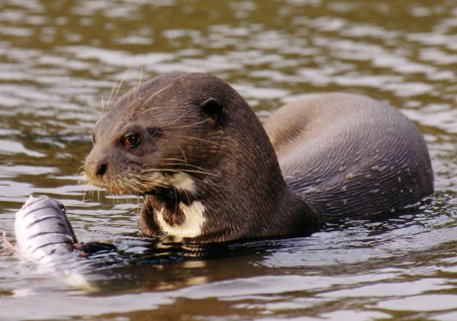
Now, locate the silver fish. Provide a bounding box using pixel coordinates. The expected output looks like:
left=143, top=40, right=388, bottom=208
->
left=2, top=196, right=101, bottom=290
left=7, top=195, right=78, bottom=265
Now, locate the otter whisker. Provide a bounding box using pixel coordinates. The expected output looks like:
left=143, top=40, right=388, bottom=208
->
left=121, top=177, right=143, bottom=194
left=130, top=175, right=164, bottom=190
left=137, top=100, right=185, bottom=117
left=158, top=161, right=214, bottom=173
left=176, top=143, right=188, bottom=164
left=174, top=134, right=224, bottom=147
left=77, top=174, right=87, bottom=186
left=78, top=173, right=92, bottom=202
left=151, top=157, right=210, bottom=171
left=142, top=73, right=184, bottom=103
left=106, top=69, right=130, bottom=112
left=79, top=172, right=104, bottom=200
left=77, top=164, right=86, bottom=174
left=158, top=108, right=196, bottom=128
left=101, top=96, right=106, bottom=113
left=156, top=157, right=188, bottom=162
left=126, top=173, right=168, bottom=190
left=161, top=164, right=216, bottom=174
left=114, top=70, right=129, bottom=102
left=182, top=185, right=191, bottom=206
left=139, top=83, right=177, bottom=115
left=137, top=66, right=143, bottom=94
left=138, top=168, right=223, bottom=189
left=123, top=179, right=139, bottom=195
left=155, top=165, right=218, bottom=178
left=106, top=83, right=117, bottom=113
left=173, top=186, right=178, bottom=213
left=81, top=187, right=88, bottom=201
left=162, top=117, right=213, bottom=131
left=141, top=167, right=217, bottom=177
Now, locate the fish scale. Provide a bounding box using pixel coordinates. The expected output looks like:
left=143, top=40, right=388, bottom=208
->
left=14, top=195, right=78, bottom=264
left=3, top=196, right=97, bottom=290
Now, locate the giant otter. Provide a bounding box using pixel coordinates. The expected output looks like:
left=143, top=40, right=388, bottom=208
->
left=84, top=72, right=433, bottom=243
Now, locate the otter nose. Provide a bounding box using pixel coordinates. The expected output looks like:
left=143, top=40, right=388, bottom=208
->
left=84, top=147, right=109, bottom=181
left=96, top=163, right=108, bottom=177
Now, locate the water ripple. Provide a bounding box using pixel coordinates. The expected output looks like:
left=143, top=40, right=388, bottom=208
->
left=0, top=0, right=456, bottom=320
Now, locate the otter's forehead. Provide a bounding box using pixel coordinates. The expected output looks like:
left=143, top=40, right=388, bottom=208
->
left=92, top=72, right=237, bottom=140
left=94, top=107, right=145, bottom=140
left=93, top=113, right=117, bottom=141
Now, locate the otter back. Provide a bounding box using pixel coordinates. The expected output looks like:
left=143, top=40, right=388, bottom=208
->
left=264, top=93, right=433, bottom=219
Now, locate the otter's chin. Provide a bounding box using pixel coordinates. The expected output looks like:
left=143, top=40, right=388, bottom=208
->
left=103, top=186, right=139, bottom=196
left=83, top=174, right=148, bottom=196
left=104, top=182, right=161, bottom=197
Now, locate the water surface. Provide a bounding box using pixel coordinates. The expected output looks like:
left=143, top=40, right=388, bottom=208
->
left=0, top=0, right=456, bottom=320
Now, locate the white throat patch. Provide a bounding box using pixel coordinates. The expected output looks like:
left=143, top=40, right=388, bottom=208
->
left=156, top=201, right=206, bottom=238
left=168, top=173, right=196, bottom=193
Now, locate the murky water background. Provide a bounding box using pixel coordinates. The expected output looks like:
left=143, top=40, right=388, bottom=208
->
left=0, top=0, right=456, bottom=320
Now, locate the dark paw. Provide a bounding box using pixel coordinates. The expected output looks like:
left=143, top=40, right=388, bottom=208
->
left=74, top=242, right=117, bottom=257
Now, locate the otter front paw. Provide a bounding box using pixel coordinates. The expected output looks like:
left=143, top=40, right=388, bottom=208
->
left=74, top=242, right=117, bottom=257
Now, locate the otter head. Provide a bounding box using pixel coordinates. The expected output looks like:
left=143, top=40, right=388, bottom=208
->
left=84, top=73, right=229, bottom=196
left=84, top=72, right=317, bottom=242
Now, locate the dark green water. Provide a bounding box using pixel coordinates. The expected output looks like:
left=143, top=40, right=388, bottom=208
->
left=0, top=0, right=456, bottom=320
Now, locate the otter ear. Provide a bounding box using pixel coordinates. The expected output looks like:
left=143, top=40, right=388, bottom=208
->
left=199, top=97, right=226, bottom=126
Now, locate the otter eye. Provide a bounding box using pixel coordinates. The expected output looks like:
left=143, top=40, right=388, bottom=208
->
left=122, top=133, right=141, bottom=148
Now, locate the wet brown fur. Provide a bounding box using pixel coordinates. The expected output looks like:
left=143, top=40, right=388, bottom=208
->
left=84, top=73, right=433, bottom=243
left=264, top=94, right=434, bottom=218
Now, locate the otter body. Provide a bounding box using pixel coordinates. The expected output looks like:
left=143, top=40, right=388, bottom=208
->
left=264, top=93, right=433, bottom=218
left=84, top=73, right=433, bottom=243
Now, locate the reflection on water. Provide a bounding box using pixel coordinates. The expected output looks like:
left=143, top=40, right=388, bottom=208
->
left=0, top=0, right=457, bottom=320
